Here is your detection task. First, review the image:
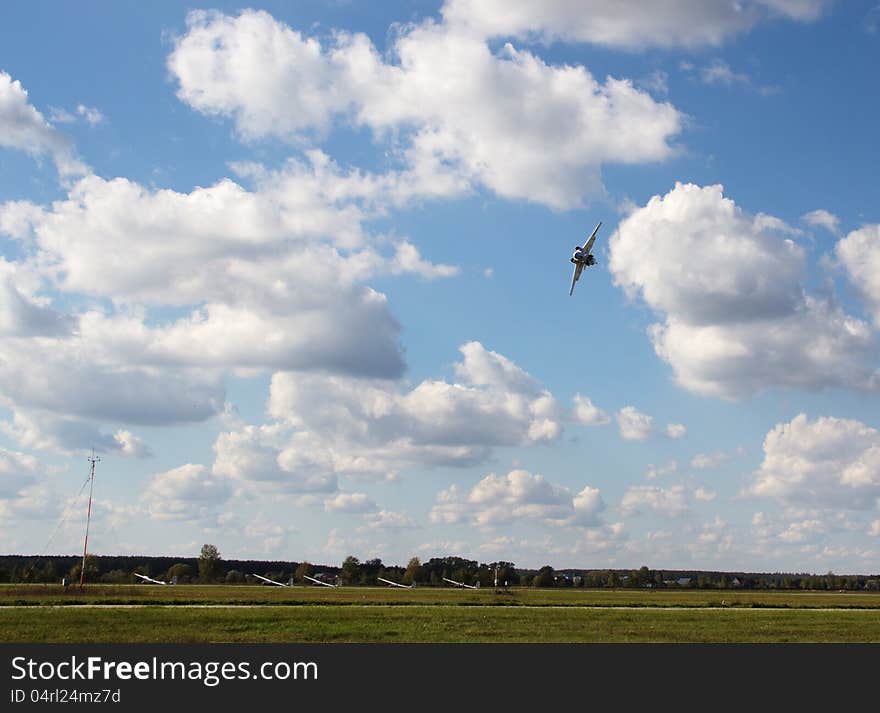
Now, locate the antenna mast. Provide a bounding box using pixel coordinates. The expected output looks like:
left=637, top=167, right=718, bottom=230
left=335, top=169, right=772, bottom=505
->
left=79, top=450, right=100, bottom=590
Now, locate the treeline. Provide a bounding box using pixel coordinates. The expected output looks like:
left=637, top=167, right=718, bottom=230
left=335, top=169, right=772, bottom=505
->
left=548, top=566, right=880, bottom=591
left=0, top=551, right=337, bottom=585
left=0, top=551, right=877, bottom=590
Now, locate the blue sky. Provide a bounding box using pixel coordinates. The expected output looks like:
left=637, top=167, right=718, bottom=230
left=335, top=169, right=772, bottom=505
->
left=1, top=1, right=879, bottom=572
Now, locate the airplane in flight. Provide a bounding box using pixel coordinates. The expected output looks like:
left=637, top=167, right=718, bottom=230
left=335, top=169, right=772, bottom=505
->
left=134, top=573, right=170, bottom=585
left=442, top=577, right=479, bottom=589
left=569, top=221, right=602, bottom=296
left=253, top=573, right=290, bottom=587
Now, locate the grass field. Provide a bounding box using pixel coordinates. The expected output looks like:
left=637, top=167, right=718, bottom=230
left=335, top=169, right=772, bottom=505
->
left=3, top=585, right=880, bottom=642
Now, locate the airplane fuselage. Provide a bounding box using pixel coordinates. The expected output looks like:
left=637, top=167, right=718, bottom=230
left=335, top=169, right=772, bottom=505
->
left=570, top=251, right=596, bottom=265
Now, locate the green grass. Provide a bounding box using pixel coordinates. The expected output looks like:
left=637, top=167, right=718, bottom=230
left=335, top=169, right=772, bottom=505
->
left=4, top=585, right=880, bottom=642
left=4, top=584, right=880, bottom=609
left=2, top=605, right=880, bottom=642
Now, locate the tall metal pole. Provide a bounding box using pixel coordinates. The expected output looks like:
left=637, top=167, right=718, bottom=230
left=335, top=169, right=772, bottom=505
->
left=79, top=451, right=99, bottom=590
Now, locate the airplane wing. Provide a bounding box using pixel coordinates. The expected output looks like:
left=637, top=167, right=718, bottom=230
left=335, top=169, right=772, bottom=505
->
left=582, top=221, right=602, bottom=255
left=443, top=577, right=477, bottom=589
left=253, top=573, right=288, bottom=587
left=569, top=261, right=584, bottom=296
left=377, top=576, right=411, bottom=589
left=134, top=573, right=167, bottom=585
left=303, top=574, right=337, bottom=588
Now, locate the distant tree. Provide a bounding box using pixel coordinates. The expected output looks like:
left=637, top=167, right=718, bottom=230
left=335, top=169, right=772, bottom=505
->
left=263, top=570, right=286, bottom=584
left=100, top=569, right=129, bottom=584
left=225, top=570, right=245, bottom=584
left=453, top=567, right=473, bottom=585
left=403, top=557, right=423, bottom=585
left=166, top=563, right=193, bottom=583
left=341, top=556, right=361, bottom=585
left=476, top=564, right=493, bottom=588
left=39, top=560, right=58, bottom=583
left=491, top=561, right=517, bottom=587
left=295, top=562, right=313, bottom=583
left=68, top=555, right=99, bottom=583
left=423, top=556, right=478, bottom=584
left=361, top=558, right=384, bottom=585
left=607, top=571, right=621, bottom=588
left=19, top=561, right=38, bottom=583
left=532, top=565, right=555, bottom=588
left=366, top=559, right=384, bottom=572
left=198, top=544, right=222, bottom=583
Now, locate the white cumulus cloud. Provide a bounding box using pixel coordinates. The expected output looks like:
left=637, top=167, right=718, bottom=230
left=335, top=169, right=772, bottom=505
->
left=616, top=406, right=653, bottom=441
left=142, top=463, right=232, bottom=521
left=694, top=486, right=717, bottom=502
left=441, top=0, right=830, bottom=49
left=168, top=8, right=683, bottom=209
left=213, top=424, right=337, bottom=495
left=204, top=343, right=565, bottom=495
left=0, top=149, right=466, bottom=449
left=430, top=469, right=605, bottom=528
left=698, top=59, right=752, bottom=86
left=837, top=224, right=880, bottom=327
left=572, top=394, right=610, bottom=426
left=750, top=414, right=880, bottom=510
left=644, top=460, right=677, bottom=480
left=0, top=447, right=40, bottom=498
left=802, top=208, right=840, bottom=233
left=690, top=451, right=730, bottom=470
left=609, top=183, right=877, bottom=398
left=49, top=104, right=105, bottom=126
left=363, top=510, right=419, bottom=531
left=0, top=71, right=87, bottom=178
left=324, top=492, right=378, bottom=514
left=620, top=483, right=690, bottom=516
left=665, top=423, right=687, bottom=439
left=266, top=341, right=564, bottom=480
left=113, top=430, right=152, bottom=459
